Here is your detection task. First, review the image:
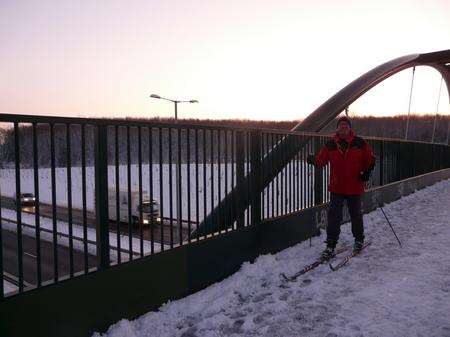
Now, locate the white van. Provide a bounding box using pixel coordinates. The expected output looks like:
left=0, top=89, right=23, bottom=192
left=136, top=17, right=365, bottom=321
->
left=108, top=189, right=160, bottom=225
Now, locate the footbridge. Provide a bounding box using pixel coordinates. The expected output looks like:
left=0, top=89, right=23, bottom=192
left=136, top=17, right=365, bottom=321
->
left=0, top=50, right=449, bottom=337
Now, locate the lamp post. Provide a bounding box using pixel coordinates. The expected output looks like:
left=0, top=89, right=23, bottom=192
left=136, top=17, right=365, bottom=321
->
left=149, top=93, right=199, bottom=230
left=150, top=94, right=198, bottom=122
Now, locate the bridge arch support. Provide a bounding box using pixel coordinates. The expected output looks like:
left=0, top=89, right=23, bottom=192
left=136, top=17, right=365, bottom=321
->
left=293, top=49, right=450, bottom=136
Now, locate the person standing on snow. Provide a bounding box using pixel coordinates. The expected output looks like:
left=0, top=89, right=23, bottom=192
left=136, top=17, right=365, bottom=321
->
left=306, top=116, right=375, bottom=260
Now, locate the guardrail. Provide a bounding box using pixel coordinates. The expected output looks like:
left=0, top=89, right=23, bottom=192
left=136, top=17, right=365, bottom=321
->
left=0, top=113, right=449, bottom=300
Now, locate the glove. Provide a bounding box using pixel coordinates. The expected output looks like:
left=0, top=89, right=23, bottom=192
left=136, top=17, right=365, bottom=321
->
left=359, top=170, right=371, bottom=182
left=306, top=154, right=316, bottom=165
left=360, top=163, right=375, bottom=182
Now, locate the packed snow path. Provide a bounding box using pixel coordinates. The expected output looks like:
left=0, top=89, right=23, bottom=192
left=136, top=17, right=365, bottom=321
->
left=96, top=179, right=450, bottom=337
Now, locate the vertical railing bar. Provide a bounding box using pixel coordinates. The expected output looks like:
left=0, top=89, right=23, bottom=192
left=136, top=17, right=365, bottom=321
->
left=385, top=142, right=388, bottom=183
left=32, top=123, right=42, bottom=286
left=246, top=132, right=250, bottom=225
left=148, top=127, right=155, bottom=254
left=302, top=136, right=306, bottom=209
left=14, top=122, right=24, bottom=292
left=203, top=129, right=207, bottom=239
left=291, top=135, right=294, bottom=212
left=159, top=128, right=164, bottom=249
left=195, top=129, right=200, bottom=239
left=81, top=124, right=88, bottom=272
left=276, top=135, right=279, bottom=216
left=289, top=137, right=292, bottom=213
left=138, top=126, right=144, bottom=258
left=291, top=136, right=295, bottom=212
left=177, top=128, right=182, bottom=245
left=267, top=134, right=270, bottom=218
left=231, top=130, right=235, bottom=230
left=224, top=130, right=229, bottom=230
left=114, top=125, right=121, bottom=264
left=285, top=136, right=288, bottom=214
left=266, top=133, right=270, bottom=218
left=261, top=133, right=265, bottom=220
left=235, top=130, right=245, bottom=229
left=307, top=138, right=310, bottom=207
left=95, top=125, right=110, bottom=270
left=305, top=137, right=309, bottom=208
left=168, top=128, right=174, bottom=248
left=66, top=123, right=74, bottom=277
left=281, top=135, right=285, bottom=215
left=378, top=141, right=382, bottom=186
left=217, top=130, right=222, bottom=232
left=263, top=133, right=267, bottom=219
left=310, top=137, right=314, bottom=207
left=127, top=126, right=132, bottom=261
left=50, top=122, right=58, bottom=283
left=210, top=129, right=215, bottom=235
left=271, top=133, right=274, bottom=218
left=296, top=135, right=300, bottom=211
left=187, top=129, right=191, bottom=243
left=262, top=133, right=265, bottom=219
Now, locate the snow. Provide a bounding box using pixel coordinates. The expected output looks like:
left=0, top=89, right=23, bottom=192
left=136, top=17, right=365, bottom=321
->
left=3, top=279, right=17, bottom=294
left=94, top=178, right=450, bottom=337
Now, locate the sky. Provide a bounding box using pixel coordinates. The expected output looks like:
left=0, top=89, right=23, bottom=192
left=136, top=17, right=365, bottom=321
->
left=1, top=0, right=449, bottom=121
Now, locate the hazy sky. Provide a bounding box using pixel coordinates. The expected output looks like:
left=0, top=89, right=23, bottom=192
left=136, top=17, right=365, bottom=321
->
left=1, top=0, right=449, bottom=121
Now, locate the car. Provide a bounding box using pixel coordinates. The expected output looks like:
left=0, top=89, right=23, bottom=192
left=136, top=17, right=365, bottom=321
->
left=20, top=193, right=36, bottom=206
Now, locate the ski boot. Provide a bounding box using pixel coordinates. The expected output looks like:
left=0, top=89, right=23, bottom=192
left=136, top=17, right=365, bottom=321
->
left=353, top=240, right=364, bottom=253
left=320, top=247, right=335, bottom=261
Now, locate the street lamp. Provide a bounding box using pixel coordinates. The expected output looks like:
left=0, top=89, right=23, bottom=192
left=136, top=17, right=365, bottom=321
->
left=149, top=93, right=199, bottom=230
left=150, top=94, right=198, bottom=121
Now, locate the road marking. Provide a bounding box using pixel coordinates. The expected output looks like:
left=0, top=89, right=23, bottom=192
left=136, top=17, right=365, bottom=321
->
left=24, top=252, right=37, bottom=259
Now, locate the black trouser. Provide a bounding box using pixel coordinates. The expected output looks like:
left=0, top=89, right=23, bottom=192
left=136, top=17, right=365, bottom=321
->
left=326, top=193, right=364, bottom=248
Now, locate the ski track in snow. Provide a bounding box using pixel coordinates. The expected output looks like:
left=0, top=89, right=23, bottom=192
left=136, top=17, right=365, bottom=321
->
left=95, top=179, right=450, bottom=337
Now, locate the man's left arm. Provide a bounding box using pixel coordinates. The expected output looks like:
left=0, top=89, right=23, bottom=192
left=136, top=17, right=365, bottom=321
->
left=360, top=141, right=376, bottom=181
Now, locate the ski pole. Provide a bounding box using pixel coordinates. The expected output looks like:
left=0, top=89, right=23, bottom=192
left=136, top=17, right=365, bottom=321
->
left=376, top=197, right=402, bottom=247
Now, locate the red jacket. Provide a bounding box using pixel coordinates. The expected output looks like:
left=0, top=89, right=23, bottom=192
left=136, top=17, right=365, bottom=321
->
left=314, top=131, right=375, bottom=195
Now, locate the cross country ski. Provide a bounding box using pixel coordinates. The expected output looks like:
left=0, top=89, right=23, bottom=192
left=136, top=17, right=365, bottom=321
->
left=280, top=246, right=349, bottom=282
left=329, top=241, right=371, bottom=271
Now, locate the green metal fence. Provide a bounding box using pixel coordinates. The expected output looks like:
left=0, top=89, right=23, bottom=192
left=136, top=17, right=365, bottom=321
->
left=0, top=113, right=449, bottom=301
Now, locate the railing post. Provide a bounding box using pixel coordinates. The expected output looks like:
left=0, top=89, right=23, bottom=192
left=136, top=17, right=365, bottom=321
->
left=314, top=137, right=323, bottom=205
left=379, top=141, right=384, bottom=185
left=95, top=124, right=110, bottom=270
left=235, top=131, right=245, bottom=228
left=250, top=130, right=262, bottom=226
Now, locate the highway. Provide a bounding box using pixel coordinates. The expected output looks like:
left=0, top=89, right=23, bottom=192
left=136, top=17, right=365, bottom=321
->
left=1, top=229, right=98, bottom=290
left=1, top=195, right=190, bottom=244
left=1, top=196, right=191, bottom=291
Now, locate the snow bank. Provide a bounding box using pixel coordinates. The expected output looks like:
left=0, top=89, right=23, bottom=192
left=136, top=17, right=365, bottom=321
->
left=94, top=178, right=450, bottom=337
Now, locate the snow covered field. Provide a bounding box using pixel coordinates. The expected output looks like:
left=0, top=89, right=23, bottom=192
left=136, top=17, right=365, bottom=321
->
left=95, top=178, right=450, bottom=337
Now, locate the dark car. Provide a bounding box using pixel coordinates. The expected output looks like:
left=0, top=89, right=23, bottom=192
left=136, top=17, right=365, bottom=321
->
left=20, top=193, right=36, bottom=206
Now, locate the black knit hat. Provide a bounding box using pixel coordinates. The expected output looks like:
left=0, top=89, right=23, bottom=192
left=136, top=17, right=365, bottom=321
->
left=336, top=116, right=351, bottom=128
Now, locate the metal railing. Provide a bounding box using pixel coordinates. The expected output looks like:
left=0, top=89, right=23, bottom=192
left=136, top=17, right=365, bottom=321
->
left=1, top=113, right=449, bottom=300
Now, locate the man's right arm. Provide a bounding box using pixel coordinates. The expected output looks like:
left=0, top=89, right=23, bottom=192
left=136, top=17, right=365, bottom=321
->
left=315, top=146, right=330, bottom=168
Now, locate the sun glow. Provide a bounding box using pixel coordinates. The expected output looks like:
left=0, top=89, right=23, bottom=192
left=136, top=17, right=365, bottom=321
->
left=0, top=0, right=449, bottom=121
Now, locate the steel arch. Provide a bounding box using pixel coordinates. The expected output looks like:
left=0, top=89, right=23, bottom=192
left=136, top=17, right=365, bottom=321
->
left=293, top=49, right=450, bottom=132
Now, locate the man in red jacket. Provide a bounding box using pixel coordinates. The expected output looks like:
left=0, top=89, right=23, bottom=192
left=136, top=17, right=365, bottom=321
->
left=307, top=116, right=375, bottom=260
